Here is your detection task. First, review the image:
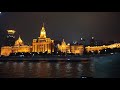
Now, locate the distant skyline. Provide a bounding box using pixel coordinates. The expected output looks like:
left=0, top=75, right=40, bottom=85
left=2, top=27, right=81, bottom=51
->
left=0, top=12, right=120, bottom=44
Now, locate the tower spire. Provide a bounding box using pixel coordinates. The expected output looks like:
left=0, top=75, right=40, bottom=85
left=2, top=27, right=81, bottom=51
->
left=18, top=35, right=22, bottom=40
left=43, top=22, right=44, bottom=27
left=61, top=39, right=66, bottom=46
left=40, top=23, right=46, bottom=38
left=63, top=39, right=65, bottom=42
left=18, top=35, right=20, bottom=39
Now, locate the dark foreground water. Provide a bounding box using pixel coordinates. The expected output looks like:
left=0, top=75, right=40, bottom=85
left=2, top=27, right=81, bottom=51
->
left=0, top=54, right=120, bottom=78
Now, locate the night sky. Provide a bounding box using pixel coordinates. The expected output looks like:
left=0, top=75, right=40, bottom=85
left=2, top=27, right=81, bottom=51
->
left=0, top=12, right=120, bottom=44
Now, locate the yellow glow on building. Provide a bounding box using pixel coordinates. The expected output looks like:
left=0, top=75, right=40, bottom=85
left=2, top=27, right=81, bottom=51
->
left=7, top=30, right=16, bottom=34
left=85, top=43, right=120, bottom=53
left=1, top=46, right=12, bottom=56
left=1, top=35, right=32, bottom=56
left=1, top=24, right=120, bottom=56
left=57, top=39, right=70, bottom=53
left=40, top=23, right=46, bottom=38
left=12, top=45, right=32, bottom=53
left=13, top=36, right=31, bottom=53
left=107, top=43, right=120, bottom=49
left=32, top=23, right=54, bottom=53
left=85, top=46, right=107, bottom=52
left=57, top=39, right=84, bottom=54
left=15, top=36, right=24, bottom=46
left=70, top=45, right=84, bottom=55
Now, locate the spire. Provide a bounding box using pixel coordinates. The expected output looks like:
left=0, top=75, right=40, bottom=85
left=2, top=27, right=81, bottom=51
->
left=18, top=35, right=22, bottom=41
left=41, top=22, right=45, bottom=30
left=61, top=39, right=66, bottom=47
left=18, top=35, right=21, bottom=39
left=62, top=39, right=66, bottom=45
left=63, top=39, right=65, bottom=42
left=40, top=23, right=46, bottom=38
left=18, top=35, right=22, bottom=42
left=43, top=22, right=44, bottom=27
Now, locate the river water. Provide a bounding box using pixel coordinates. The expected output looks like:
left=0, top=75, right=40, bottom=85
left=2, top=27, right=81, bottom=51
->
left=0, top=54, right=120, bottom=78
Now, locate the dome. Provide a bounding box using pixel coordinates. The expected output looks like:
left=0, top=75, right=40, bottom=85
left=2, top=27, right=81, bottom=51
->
left=15, top=36, right=24, bottom=46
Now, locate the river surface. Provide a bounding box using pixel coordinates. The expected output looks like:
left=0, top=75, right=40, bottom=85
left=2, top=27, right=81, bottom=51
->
left=0, top=54, right=120, bottom=78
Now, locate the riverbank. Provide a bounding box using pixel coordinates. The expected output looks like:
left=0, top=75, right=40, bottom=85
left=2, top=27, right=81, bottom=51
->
left=0, top=57, right=91, bottom=62
left=0, top=55, right=93, bottom=61
left=0, top=53, right=118, bottom=62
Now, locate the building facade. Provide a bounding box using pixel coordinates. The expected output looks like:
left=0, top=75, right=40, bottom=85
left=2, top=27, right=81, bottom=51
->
left=57, top=39, right=84, bottom=55
left=32, top=24, right=54, bottom=53
left=12, top=36, right=32, bottom=53
left=1, top=24, right=120, bottom=56
left=1, top=46, right=12, bottom=56
left=85, top=43, right=120, bottom=53
left=70, top=45, right=84, bottom=55
left=1, top=36, right=31, bottom=56
left=57, top=39, right=70, bottom=53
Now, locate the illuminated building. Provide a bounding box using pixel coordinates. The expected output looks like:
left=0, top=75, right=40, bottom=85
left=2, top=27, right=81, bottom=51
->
left=1, top=46, right=12, bottom=56
left=14, top=35, right=24, bottom=46
left=85, top=46, right=106, bottom=53
left=107, top=43, right=120, bottom=49
left=85, top=43, right=120, bottom=53
left=54, top=40, right=61, bottom=52
left=57, top=39, right=84, bottom=54
left=70, top=45, right=84, bottom=55
left=32, top=23, right=54, bottom=53
left=12, top=36, right=32, bottom=53
left=57, top=39, right=70, bottom=53
left=1, top=23, right=120, bottom=56
left=1, top=36, right=31, bottom=56
left=7, top=30, right=16, bottom=34
left=6, top=30, right=16, bottom=46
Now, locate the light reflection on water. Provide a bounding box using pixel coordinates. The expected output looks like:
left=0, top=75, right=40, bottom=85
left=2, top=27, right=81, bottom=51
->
left=0, top=60, right=94, bottom=78
left=1, top=54, right=120, bottom=78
